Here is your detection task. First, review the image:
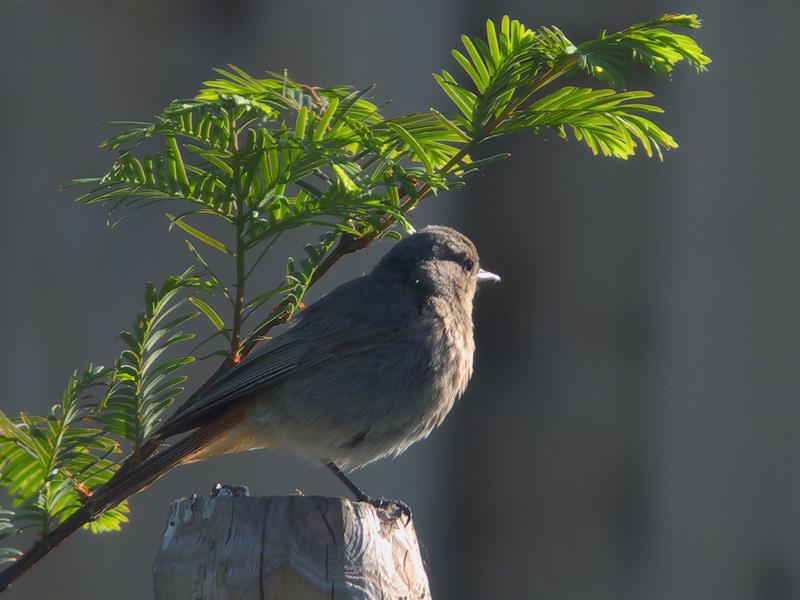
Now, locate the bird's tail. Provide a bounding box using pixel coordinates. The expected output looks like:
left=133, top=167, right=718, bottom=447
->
left=0, top=420, right=230, bottom=593
left=90, top=420, right=231, bottom=510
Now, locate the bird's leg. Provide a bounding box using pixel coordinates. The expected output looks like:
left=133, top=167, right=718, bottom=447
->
left=325, top=462, right=412, bottom=521
left=325, top=462, right=367, bottom=500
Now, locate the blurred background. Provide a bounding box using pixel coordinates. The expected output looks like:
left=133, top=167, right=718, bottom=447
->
left=1, top=1, right=798, bottom=599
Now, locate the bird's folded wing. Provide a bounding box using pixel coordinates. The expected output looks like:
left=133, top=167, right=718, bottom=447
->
left=154, top=325, right=403, bottom=438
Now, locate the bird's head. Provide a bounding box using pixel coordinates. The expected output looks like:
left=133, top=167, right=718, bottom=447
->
left=372, top=226, right=500, bottom=303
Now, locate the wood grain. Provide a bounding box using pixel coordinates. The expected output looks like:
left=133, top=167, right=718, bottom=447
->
left=153, top=494, right=431, bottom=599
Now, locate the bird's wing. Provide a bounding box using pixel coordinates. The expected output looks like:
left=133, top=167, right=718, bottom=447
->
left=153, top=335, right=310, bottom=437
left=154, top=295, right=409, bottom=438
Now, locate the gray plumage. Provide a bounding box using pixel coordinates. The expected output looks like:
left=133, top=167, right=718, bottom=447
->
left=155, top=225, right=493, bottom=472
left=82, top=225, right=499, bottom=518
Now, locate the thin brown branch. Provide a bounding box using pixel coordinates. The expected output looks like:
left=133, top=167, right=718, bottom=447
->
left=0, top=510, right=88, bottom=593
left=239, top=58, right=579, bottom=356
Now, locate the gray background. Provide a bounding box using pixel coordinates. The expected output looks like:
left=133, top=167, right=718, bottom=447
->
left=1, top=1, right=798, bottom=599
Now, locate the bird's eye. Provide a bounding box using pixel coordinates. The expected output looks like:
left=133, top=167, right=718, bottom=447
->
left=463, top=258, right=474, bottom=271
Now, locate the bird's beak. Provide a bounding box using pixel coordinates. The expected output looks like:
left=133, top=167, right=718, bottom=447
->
left=477, top=269, right=501, bottom=284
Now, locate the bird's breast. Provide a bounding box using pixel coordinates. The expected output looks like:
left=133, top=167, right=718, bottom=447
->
left=243, top=294, right=476, bottom=470
left=422, top=295, right=475, bottom=413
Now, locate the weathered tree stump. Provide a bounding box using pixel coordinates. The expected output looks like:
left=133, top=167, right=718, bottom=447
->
left=153, top=491, right=431, bottom=599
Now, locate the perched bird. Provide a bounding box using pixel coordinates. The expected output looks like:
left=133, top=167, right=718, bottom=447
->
left=101, top=225, right=499, bottom=510
left=0, top=226, right=499, bottom=589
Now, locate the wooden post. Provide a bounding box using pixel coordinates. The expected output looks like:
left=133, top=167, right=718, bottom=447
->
left=153, top=490, right=431, bottom=599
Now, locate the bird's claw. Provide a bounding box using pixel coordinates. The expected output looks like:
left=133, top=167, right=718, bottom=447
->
left=362, top=496, right=413, bottom=523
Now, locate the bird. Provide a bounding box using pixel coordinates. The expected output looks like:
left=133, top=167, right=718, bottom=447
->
left=95, top=225, right=499, bottom=514
left=0, top=226, right=499, bottom=590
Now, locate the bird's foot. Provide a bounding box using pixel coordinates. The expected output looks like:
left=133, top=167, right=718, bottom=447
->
left=324, top=462, right=412, bottom=523
left=210, top=483, right=250, bottom=498
left=359, top=495, right=412, bottom=523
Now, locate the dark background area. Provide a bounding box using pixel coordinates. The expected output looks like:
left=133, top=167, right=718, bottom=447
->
left=1, top=1, right=799, bottom=599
